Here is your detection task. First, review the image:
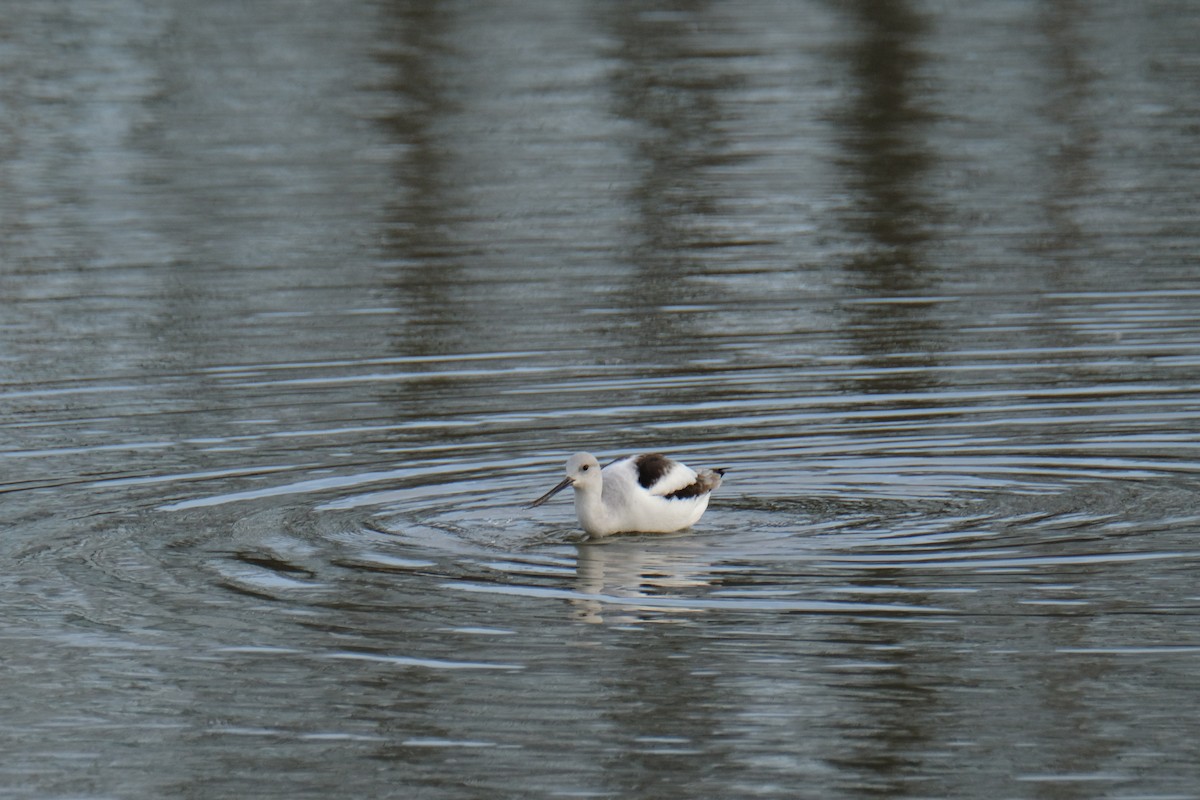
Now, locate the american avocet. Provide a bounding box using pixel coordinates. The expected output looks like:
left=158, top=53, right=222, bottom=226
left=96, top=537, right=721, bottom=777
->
left=528, top=452, right=726, bottom=537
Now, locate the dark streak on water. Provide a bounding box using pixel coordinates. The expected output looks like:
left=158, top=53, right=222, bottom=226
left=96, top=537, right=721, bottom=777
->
left=3, top=1, right=1200, bottom=798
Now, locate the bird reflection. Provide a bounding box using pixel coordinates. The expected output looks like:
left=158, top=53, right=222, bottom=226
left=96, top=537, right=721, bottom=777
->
left=570, top=536, right=716, bottom=624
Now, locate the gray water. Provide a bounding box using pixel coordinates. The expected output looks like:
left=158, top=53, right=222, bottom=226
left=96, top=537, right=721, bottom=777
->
left=3, top=1, right=1200, bottom=797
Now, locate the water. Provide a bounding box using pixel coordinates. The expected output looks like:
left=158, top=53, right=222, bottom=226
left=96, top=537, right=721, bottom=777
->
left=3, top=1, right=1200, bottom=797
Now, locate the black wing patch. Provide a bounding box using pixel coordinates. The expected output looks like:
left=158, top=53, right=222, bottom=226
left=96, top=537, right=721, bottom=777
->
left=633, top=453, right=673, bottom=489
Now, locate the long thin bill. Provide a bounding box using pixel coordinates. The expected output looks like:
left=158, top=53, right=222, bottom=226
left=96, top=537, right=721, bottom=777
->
left=526, top=476, right=573, bottom=508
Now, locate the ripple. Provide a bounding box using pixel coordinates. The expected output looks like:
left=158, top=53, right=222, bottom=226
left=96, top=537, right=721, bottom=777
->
left=322, top=651, right=525, bottom=671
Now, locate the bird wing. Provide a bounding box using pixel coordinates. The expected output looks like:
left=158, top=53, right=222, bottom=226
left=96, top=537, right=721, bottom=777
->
left=633, top=454, right=699, bottom=498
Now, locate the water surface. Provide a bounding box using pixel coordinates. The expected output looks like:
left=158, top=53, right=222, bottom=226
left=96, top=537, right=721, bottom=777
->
left=3, top=1, right=1200, bottom=798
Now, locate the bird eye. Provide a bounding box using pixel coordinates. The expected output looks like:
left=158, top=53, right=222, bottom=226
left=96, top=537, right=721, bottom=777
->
left=580, top=464, right=590, bottom=471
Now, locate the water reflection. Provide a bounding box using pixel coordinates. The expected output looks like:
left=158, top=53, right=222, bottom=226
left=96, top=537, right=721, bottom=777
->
left=1031, top=0, right=1098, bottom=262
left=376, top=0, right=471, bottom=356
left=835, top=0, right=934, bottom=266
left=572, top=536, right=714, bottom=623
left=833, top=0, right=944, bottom=402
left=602, top=4, right=743, bottom=315
left=821, top=615, right=940, bottom=796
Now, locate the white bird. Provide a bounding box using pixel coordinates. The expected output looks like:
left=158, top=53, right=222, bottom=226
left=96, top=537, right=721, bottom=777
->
left=528, top=452, right=726, bottom=537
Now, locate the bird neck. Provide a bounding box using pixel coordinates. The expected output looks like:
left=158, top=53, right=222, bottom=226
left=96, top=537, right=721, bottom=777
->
left=573, top=482, right=612, bottom=536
